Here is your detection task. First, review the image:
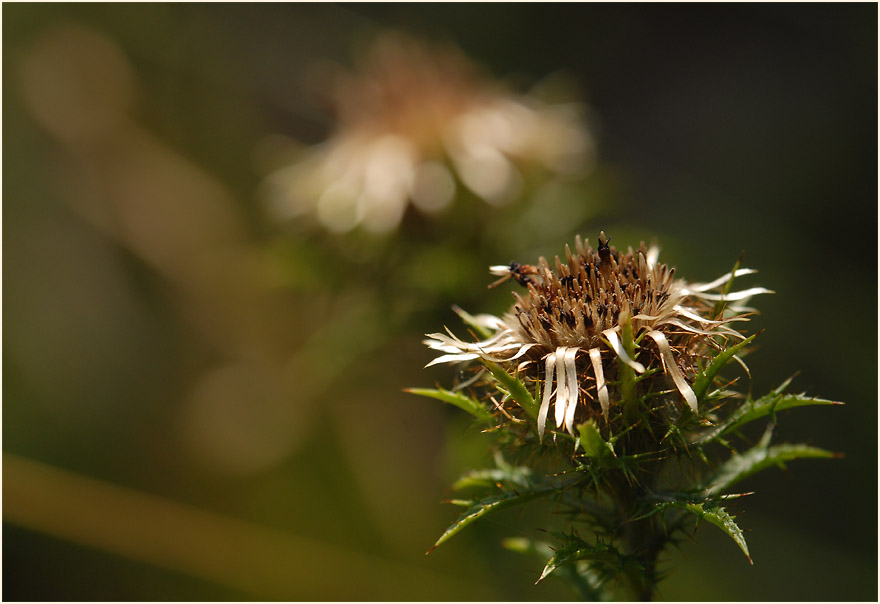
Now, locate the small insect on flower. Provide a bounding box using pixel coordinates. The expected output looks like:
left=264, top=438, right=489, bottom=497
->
left=488, top=262, right=541, bottom=289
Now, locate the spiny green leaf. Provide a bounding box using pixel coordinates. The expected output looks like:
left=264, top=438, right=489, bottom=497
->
left=693, top=334, right=758, bottom=402
left=537, top=534, right=628, bottom=584
left=712, top=254, right=744, bottom=317
left=452, top=464, right=533, bottom=491
left=703, top=440, right=837, bottom=496
left=483, top=360, right=539, bottom=421
left=717, top=391, right=841, bottom=438
left=633, top=367, right=661, bottom=382
left=503, top=537, right=608, bottom=600
left=701, top=387, right=741, bottom=404
left=429, top=486, right=557, bottom=552
left=578, top=421, right=616, bottom=460
left=683, top=501, right=752, bottom=563
left=695, top=376, right=835, bottom=444
left=404, top=387, right=494, bottom=422
left=640, top=496, right=752, bottom=563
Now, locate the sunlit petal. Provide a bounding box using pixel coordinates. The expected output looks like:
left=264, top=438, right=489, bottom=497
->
left=563, top=347, right=579, bottom=434
left=646, top=330, right=698, bottom=413
left=589, top=347, right=609, bottom=417
left=685, top=287, right=774, bottom=301
left=602, top=328, right=645, bottom=374
left=554, top=347, right=568, bottom=428
left=537, top=353, right=556, bottom=442
left=688, top=268, right=757, bottom=293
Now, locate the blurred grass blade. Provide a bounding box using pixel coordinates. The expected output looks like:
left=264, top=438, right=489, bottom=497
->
left=3, top=454, right=498, bottom=600
left=404, top=387, right=493, bottom=422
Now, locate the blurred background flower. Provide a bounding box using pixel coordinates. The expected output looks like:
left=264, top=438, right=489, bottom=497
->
left=3, top=3, right=876, bottom=601
left=262, top=31, right=594, bottom=234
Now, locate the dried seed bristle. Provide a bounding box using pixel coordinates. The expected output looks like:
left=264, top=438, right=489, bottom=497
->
left=505, top=232, right=682, bottom=353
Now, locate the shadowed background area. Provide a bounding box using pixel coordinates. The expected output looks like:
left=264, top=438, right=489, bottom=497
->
left=3, top=4, right=876, bottom=601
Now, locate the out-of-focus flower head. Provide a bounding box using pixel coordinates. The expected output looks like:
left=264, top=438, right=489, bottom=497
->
left=263, top=32, right=595, bottom=234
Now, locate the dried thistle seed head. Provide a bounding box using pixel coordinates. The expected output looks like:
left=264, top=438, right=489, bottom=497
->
left=504, top=231, right=682, bottom=352
left=424, top=234, right=773, bottom=439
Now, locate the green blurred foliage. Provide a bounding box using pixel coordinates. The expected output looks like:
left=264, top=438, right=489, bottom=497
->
left=3, top=3, right=876, bottom=601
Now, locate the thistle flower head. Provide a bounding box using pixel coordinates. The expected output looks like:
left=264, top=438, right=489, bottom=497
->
left=425, top=233, right=772, bottom=441
left=415, top=233, right=837, bottom=595
left=263, top=32, right=594, bottom=234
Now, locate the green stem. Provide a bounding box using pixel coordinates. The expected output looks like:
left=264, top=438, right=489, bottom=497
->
left=618, top=311, right=639, bottom=425
left=622, top=514, right=664, bottom=601
left=609, top=467, right=665, bottom=601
